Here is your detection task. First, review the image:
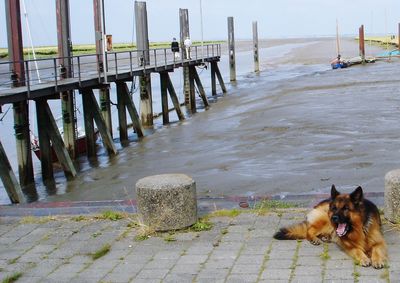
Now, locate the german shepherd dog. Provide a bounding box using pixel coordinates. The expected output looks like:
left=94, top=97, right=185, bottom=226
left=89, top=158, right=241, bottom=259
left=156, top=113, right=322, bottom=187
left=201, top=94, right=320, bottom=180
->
left=273, top=185, right=387, bottom=268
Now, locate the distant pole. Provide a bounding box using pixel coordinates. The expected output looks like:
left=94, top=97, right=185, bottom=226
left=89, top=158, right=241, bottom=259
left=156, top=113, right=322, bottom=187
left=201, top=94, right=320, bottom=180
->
left=252, top=21, right=259, bottom=73
left=227, top=17, right=236, bottom=81
left=398, top=23, right=400, bottom=49
left=135, top=1, right=153, bottom=127
left=359, top=24, right=365, bottom=63
left=199, top=0, right=204, bottom=62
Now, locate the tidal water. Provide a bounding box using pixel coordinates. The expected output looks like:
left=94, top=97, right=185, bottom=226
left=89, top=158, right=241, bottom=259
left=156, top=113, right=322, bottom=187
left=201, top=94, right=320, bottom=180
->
left=0, top=38, right=396, bottom=204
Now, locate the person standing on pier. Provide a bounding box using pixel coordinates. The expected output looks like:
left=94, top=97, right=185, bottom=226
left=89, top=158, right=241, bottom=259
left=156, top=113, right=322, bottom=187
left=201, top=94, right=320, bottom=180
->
left=171, top=38, right=180, bottom=59
left=184, top=36, right=192, bottom=59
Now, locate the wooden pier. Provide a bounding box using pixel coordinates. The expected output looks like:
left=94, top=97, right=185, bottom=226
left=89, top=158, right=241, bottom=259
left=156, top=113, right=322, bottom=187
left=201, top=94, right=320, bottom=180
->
left=0, top=0, right=227, bottom=204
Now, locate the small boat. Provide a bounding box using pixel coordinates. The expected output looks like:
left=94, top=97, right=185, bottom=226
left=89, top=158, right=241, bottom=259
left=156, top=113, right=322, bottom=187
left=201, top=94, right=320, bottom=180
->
left=31, top=127, right=99, bottom=162
left=331, top=60, right=348, bottom=69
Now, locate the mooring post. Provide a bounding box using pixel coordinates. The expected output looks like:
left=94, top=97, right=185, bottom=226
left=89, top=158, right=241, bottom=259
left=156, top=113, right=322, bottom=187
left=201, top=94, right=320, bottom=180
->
left=188, top=66, right=196, bottom=112
left=56, top=0, right=77, bottom=158
left=116, top=83, right=128, bottom=141
left=359, top=24, right=365, bottom=63
left=253, top=21, right=259, bottom=73
left=398, top=23, right=400, bottom=49
left=135, top=1, right=153, bottom=128
left=228, top=17, right=236, bottom=81
left=6, top=0, right=34, bottom=187
left=94, top=0, right=113, bottom=135
left=0, top=141, right=25, bottom=203
left=211, top=62, right=217, bottom=96
left=179, top=8, right=193, bottom=110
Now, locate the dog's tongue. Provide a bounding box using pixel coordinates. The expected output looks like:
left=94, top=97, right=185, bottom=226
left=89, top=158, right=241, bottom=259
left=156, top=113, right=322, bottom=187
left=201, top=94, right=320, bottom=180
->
left=336, top=223, right=347, bottom=236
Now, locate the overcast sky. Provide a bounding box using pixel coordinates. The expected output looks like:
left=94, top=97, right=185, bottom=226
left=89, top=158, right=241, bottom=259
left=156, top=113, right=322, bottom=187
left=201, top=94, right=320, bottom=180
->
left=1, top=0, right=400, bottom=47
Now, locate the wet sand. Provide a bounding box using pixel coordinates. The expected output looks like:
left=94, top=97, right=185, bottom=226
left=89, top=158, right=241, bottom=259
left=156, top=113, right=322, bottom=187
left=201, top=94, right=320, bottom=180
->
left=33, top=37, right=399, bottom=203
left=1, top=37, right=399, bottom=204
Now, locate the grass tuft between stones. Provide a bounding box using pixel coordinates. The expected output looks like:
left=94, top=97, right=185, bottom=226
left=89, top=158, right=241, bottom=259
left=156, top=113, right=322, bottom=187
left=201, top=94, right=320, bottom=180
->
left=91, top=244, right=111, bottom=260
left=1, top=272, right=23, bottom=283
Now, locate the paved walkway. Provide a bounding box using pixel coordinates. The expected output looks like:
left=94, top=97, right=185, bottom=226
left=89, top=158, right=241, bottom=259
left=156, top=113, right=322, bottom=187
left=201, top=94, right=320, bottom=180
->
left=0, top=208, right=399, bottom=283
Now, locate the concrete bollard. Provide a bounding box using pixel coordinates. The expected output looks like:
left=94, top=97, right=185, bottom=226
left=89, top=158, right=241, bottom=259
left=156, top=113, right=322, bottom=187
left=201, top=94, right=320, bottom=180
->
left=384, top=169, right=400, bottom=223
left=136, top=174, right=197, bottom=231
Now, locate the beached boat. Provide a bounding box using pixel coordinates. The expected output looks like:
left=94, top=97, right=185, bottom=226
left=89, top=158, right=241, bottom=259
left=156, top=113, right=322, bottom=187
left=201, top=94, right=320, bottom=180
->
left=31, top=127, right=99, bottom=162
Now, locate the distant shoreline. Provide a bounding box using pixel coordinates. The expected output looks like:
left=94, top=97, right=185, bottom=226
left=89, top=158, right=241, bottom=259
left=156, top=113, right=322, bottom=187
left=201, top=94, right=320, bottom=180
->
left=0, top=40, right=225, bottom=59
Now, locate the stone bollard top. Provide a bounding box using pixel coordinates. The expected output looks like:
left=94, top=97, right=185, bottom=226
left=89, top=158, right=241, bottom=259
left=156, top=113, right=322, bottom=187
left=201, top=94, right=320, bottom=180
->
left=136, top=174, right=195, bottom=190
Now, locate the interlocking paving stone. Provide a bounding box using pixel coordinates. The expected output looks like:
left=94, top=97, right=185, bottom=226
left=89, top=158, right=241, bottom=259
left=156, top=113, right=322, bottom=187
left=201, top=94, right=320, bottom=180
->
left=0, top=210, right=398, bottom=282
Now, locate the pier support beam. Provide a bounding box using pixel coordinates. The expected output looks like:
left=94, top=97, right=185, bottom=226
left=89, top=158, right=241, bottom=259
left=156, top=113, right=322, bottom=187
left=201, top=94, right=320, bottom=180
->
left=36, top=99, right=77, bottom=180
left=211, top=62, right=227, bottom=94
left=99, top=87, right=113, bottom=137
left=0, top=141, right=25, bottom=203
left=135, top=1, right=153, bottom=128
left=190, top=66, right=209, bottom=108
left=179, top=9, right=193, bottom=110
left=57, top=0, right=77, bottom=159
left=116, top=81, right=144, bottom=142
left=253, top=21, right=260, bottom=73
left=228, top=17, right=236, bottom=81
left=159, top=72, right=185, bottom=125
left=359, top=24, right=365, bottom=64
left=6, top=0, right=34, bottom=187
left=81, top=88, right=117, bottom=156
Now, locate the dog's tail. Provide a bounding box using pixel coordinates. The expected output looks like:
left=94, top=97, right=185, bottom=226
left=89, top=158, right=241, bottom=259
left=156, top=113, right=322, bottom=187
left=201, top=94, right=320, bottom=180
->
left=273, top=221, right=308, bottom=240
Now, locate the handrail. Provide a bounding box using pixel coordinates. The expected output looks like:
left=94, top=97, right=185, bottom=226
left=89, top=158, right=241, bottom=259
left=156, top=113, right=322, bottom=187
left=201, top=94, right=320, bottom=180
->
left=0, top=44, right=221, bottom=92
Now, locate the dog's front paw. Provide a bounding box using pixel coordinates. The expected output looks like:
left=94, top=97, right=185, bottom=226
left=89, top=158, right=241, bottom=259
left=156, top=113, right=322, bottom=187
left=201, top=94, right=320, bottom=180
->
left=320, top=235, right=332, bottom=243
left=372, top=258, right=385, bottom=269
left=309, top=238, right=321, bottom=245
left=359, top=257, right=372, bottom=267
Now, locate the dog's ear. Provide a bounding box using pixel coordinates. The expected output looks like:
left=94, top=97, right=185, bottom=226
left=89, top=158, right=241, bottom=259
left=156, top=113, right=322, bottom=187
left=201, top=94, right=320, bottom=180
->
left=350, top=186, right=363, bottom=204
left=331, top=185, right=340, bottom=199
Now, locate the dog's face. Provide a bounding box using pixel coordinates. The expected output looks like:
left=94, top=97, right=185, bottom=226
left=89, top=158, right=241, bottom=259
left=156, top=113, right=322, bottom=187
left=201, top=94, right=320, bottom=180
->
left=328, top=185, right=364, bottom=237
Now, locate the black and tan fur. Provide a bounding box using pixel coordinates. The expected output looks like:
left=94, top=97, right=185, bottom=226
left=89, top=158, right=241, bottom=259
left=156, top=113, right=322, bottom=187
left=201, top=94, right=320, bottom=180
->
left=273, top=185, right=387, bottom=268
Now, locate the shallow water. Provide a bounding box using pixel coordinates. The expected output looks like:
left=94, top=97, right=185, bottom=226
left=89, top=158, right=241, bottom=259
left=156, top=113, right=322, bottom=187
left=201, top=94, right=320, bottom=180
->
left=1, top=38, right=397, bottom=204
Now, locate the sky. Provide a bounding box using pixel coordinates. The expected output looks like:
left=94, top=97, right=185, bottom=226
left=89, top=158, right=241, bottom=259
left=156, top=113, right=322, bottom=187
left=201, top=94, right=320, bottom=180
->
left=1, top=0, right=400, bottom=48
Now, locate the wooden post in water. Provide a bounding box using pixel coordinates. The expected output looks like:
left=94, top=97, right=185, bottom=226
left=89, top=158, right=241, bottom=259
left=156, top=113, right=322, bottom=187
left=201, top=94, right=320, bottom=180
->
left=81, top=89, right=118, bottom=156
left=253, top=21, right=259, bottom=73
left=165, top=74, right=185, bottom=121
left=190, top=66, right=209, bottom=107
left=56, top=0, right=77, bottom=158
left=93, top=0, right=113, bottom=136
left=211, top=62, right=227, bottom=94
left=116, top=81, right=144, bottom=140
left=6, top=0, right=34, bottom=187
left=36, top=99, right=77, bottom=179
left=398, top=23, right=400, bottom=49
left=359, top=24, right=365, bottom=63
left=180, top=8, right=192, bottom=110
left=228, top=17, right=236, bottom=81
left=0, top=141, right=25, bottom=203
left=160, top=72, right=170, bottom=125
left=135, top=1, right=153, bottom=128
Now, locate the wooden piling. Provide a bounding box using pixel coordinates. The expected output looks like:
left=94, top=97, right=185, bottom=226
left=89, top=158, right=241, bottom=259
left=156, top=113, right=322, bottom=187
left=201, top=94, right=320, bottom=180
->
left=160, top=73, right=170, bottom=125
left=81, top=88, right=117, bottom=155
left=36, top=100, right=54, bottom=181
left=253, top=21, right=259, bottom=73
left=189, top=66, right=197, bottom=112
left=57, top=0, right=77, bottom=159
left=135, top=1, right=153, bottom=127
left=228, top=17, right=236, bottom=81
left=116, top=81, right=144, bottom=139
left=116, top=84, right=128, bottom=141
left=165, top=74, right=185, bottom=121
left=6, top=0, right=35, bottom=187
left=179, top=9, right=192, bottom=109
left=211, top=62, right=227, bottom=93
left=190, top=66, right=209, bottom=107
left=37, top=99, right=77, bottom=178
left=359, top=25, right=365, bottom=63
left=0, top=141, right=25, bottom=203
left=211, top=63, right=217, bottom=96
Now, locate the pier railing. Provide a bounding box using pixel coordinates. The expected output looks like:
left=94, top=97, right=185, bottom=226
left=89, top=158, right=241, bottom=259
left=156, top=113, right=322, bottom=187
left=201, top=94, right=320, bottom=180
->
left=0, top=44, right=221, bottom=96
